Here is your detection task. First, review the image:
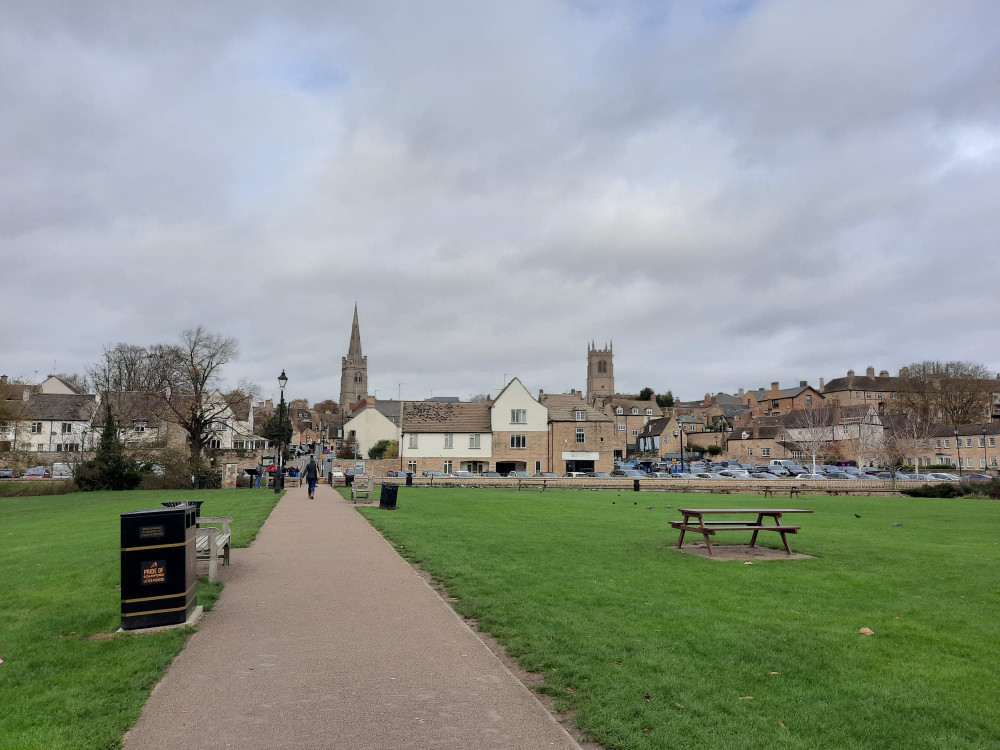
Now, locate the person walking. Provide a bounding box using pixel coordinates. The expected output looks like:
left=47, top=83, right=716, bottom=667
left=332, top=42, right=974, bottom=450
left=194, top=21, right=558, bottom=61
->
left=253, top=460, right=264, bottom=489
left=305, top=457, right=319, bottom=499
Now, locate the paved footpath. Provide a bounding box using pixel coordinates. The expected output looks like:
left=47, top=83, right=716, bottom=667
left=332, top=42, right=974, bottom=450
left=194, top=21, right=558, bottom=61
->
left=124, top=483, right=581, bottom=750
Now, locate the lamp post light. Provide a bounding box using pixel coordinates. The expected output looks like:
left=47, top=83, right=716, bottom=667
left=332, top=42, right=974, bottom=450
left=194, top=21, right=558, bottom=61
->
left=678, top=427, right=685, bottom=473
left=275, top=369, right=288, bottom=494
left=953, top=426, right=963, bottom=478
left=983, top=425, right=989, bottom=475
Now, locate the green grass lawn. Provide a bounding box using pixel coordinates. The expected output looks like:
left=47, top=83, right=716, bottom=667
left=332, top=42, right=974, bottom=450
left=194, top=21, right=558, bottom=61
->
left=359, top=489, right=1000, bottom=750
left=0, top=488, right=281, bottom=750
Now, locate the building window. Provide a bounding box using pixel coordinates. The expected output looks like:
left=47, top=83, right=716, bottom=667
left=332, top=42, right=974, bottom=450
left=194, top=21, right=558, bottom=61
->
left=597, top=360, right=607, bottom=374
left=645, top=408, right=653, bottom=416
left=772, top=400, right=779, bottom=408
left=981, top=457, right=987, bottom=468
left=761, top=448, right=770, bottom=456
left=748, top=449, right=754, bottom=456
left=805, top=395, right=812, bottom=406
left=233, top=441, right=245, bottom=450
left=574, top=410, right=585, bottom=421
left=877, top=392, right=883, bottom=398
left=865, top=392, right=873, bottom=399
left=408, top=434, right=418, bottom=449
left=30, top=422, right=42, bottom=434
left=978, top=437, right=986, bottom=448
left=855, top=391, right=863, bottom=398
left=510, top=409, right=527, bottom=424
left=631, top=430, right=638, bottom=437
left=990, top=437, right=997, bottom=448
left=575, top=427, right=585, bottom=444
left=443, top=460, right=453, bottom=474
left=631, top=407, right=639, bottom=415
left=510, top=434, right=527, bottom=449
left=444, top=433, right=453, bottom=449
left=991, top=457, right=998, bottom=468
left=966, top=457, right=973, bottom=468
left=61, top=422, right=72, bottom=434
left=535, top=461, right=542, bottom=473
left=944, top=439, right=950, bottom=448
left=37, top=444, right=45, bottom=451
left=407, top=460, right=417, bottom=473
left=615, top=407, right=623, bottom=415
left=935, top=439, right=942, bottom=448
left=617, top=423, right=626, bottom=431
left=208, top=438, right=222, bottom=449
left=965, top=438, right=973, bottom=448
left=134, top=421, right=147, bottom=433
left=469, top=433, right=481, bottom=449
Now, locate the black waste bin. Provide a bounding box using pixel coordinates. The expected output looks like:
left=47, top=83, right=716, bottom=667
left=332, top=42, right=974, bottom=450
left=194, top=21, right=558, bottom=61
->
left=380, top=483, right=398, bottom=509
left=161, top=499, right=204, bottom=518
left=405, top=472, right=413, bottom=487
left=634, top=479, right=641, bottom=492
left=345, top=473, right=355, bottom=487
left=327, top=471, right=333, bottom=485
left=120, top=506, right=197, bottom=630
left=198, top=474, right=207, bottom=489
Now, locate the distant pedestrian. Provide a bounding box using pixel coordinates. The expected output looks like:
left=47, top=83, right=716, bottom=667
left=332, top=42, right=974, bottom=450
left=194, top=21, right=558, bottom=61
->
left=253, top=461, right=264, bottom=488
left=305, top=458, right=319, bottom=498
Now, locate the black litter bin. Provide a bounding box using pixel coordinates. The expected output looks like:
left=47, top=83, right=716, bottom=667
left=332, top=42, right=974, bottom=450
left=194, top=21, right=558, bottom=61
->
left=161, top=499, right=204, bottom=518
left=405, top=472, right=413, bottom=487
left=345, top=473, right=355, bottom=487
left=120, top=506, right=197, bottom=630
left=634, top=479, right=640, bottom=492
left=380, top=484, right=398, bottom=509
left=198, top=474, right=207, bottom=489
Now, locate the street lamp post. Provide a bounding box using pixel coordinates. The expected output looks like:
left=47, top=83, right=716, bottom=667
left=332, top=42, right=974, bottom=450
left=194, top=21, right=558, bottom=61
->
left=954, top=426, right=963, bottom=478
left=678, top=427, right=685, bottom=473
left=983, top=425, right=988, bottom=474
left=275, top=369, right=288, bottom=494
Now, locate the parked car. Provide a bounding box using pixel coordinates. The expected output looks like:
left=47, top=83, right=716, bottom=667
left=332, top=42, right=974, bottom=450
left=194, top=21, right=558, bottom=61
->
left=22, top=466, right=52, bottom=479
left=562, top=472, right=587, bottom=478
left=647, top=472, right=674, bottom=478
left=0, top=469, right=16, bottom=479
left=481, top=471, right=502, bottom=478
left=669, top=472, right=696, bottom=479
left=610, top=469, right=645, bottom=477
left=750, top=472, right=780, bottom=480
left=964, top=473, right=992, bottom=481
left=534, top=472, right=559, bottom=478
left=927, top=472, right=961, bottom=481
left=585, top=471, right=612, bottom=478
left=766, top=466, right=791, bottom=477
left=452, top=470, right=475, bottom=478
left=718, top=470, right=751, bottom=479
left=824, top=471, right=854, bottom=480
left=796, top=473, right=826, bottom=480
left=694, top=472, right=724, bottom=479
left=507, top=470, right=531, bottom=478
left=422, top=470, right=444, bottom=478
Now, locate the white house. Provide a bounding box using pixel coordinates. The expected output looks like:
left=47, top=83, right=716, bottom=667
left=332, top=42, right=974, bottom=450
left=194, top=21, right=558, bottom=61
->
left=399, top=401, right=493, bottom=475
left=489, top=377, right=550, bottom=474
left=343, top=398, right=400, bottom=459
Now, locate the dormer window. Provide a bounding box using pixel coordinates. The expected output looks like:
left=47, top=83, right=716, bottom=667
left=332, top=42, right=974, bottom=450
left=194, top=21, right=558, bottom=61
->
left=631, top=407, right=639, bottom=415
left=645, top=408, right=653, bottom=416
left=574, top=410, right=585, bottom=421
left=615, top=407, right=623, bottom=415
left=133, top=421, right=147, bottom=433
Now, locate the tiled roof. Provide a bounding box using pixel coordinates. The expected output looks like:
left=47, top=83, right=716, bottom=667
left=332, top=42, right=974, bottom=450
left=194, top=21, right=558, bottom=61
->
left=637, top=416, right=672, bottom=438
left=823, top=375, right=902, bottom=392
left=24, top=394, right=96, bottom=421
left=101, top=392, right=172, bottom=425
left=539, top=393, right=613, bottom=422
left=402, top=401, right=491, bottom=433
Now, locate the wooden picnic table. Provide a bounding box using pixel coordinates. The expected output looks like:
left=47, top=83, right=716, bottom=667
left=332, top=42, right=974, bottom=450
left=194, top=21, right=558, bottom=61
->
left=670, top=508, right=813, bottom=556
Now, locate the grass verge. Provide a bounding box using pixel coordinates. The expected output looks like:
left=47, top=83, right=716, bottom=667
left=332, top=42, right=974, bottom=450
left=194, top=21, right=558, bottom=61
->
left=359, top=488, right=1000, bottom=750
left=0, top=488, right=281, bottom=749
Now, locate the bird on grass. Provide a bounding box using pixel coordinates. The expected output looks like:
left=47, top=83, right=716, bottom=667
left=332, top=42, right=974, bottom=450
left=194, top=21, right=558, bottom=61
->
left=854, top=513, right=862, bottom=518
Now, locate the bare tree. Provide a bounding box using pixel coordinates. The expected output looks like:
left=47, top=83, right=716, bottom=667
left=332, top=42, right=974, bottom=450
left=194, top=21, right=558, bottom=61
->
left=91, top=327, right=258, bottom=463
left=878, top=415, right=936, bottom=473
left=897, top=361, right=996, bottom=426
left=787, top=405, right=836, bottom=473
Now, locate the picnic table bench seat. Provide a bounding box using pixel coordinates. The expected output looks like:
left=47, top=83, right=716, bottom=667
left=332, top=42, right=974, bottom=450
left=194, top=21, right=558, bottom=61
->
left=196, top=515, right=232, bottom=583
left=671, top=508, right=812, bottom=556
left=351, top=475, right=375, bottom=503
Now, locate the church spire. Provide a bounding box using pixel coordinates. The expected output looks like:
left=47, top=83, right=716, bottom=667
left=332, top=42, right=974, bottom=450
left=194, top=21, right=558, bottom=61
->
left=348, top=302, right=362, bottom=358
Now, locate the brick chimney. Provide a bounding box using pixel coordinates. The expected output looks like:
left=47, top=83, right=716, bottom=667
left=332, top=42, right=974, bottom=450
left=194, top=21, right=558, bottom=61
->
left=898, top=367, right=909, bottom=378
left=866, top=366, right=875, bottom=377
left=738, top=387, right=745, bottom=397
left=771, top=381, right=780, bottom=393
left=799, top=380, right=807, bottom=387
left=819, top=377, right=825, bottom=390
left=879, top=370, right=889, bottom=377
left=0, top=374, right=6, bottom=385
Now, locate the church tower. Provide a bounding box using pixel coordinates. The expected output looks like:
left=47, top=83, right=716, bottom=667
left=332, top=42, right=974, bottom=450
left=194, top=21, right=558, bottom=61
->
left=340, top=304, right=368, bottom=411
left=586, top=341, right=614, bottom=402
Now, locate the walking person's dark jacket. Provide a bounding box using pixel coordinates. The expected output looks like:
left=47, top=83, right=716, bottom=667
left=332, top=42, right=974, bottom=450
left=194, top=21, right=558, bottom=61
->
left=305, top=460, right=318, bottom=480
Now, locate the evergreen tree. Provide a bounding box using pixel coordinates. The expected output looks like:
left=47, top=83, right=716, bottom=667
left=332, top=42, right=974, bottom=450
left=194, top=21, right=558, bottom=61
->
left=75, top=404, right=144, bottom=491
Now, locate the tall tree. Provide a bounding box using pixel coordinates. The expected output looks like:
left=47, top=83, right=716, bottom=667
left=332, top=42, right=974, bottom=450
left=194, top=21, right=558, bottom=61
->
left=90, top=327, right=258, bottom=462
left=656, top=391, right=675, bottom=408
left=788, top=405, right=836, bottom=473
left=75, top=404, right=143, bottom=491
left=897, top=361, right=996, bottom=426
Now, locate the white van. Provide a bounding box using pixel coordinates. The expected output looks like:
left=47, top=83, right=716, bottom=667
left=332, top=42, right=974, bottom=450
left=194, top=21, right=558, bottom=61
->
left=769, top=459, right=797, bottom=468
left=51, top=462, right=75, bottom=478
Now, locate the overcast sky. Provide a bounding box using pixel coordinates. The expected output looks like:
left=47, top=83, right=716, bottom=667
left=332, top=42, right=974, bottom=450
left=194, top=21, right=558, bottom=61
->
left=4, top=1, right=999, bottom=406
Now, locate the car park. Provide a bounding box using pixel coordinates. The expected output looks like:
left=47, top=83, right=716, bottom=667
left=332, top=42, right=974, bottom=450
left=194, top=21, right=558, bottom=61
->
left=22, top=466, right=52, bottom=479
left=719, top=470, right=751, bottom=478
left=562, top=472, right=587, bottom=478
left=750, top=472, right=779, bottom=480
left=694, top=472, right=724, bottom=479
left=507, top=470, right=531, bottom=478
left=585, top=471, right=612, bottom=478
left=452, top=470, right=475, bottom=478
left=0, top=469, right=17, bottom=479
left=481, top=471, right=502, bottom=478
left=797, top=473, right=827, bottom=480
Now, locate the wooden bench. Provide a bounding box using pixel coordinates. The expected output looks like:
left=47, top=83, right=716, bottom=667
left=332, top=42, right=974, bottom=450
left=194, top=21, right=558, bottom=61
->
left=196, top=516, right=232, bottom=582
left=517, top=479, right=547, bottom=492
left=284, top=475, right=301, bottom=488
left=351, top=475, right=374, bottom=503
left=671, top=508, right=812, bottom=556
left=762, top=486, right=801, bottom=499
